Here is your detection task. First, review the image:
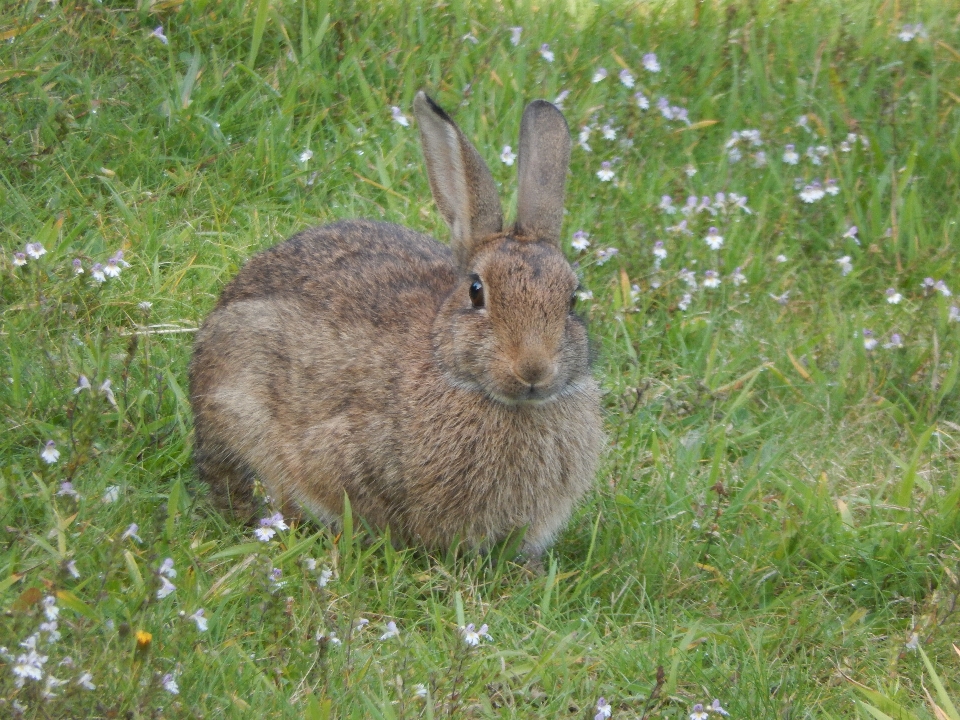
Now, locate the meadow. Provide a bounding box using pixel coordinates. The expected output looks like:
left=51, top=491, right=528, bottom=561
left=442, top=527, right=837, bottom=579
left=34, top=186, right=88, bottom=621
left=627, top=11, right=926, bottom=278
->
left=2, top=0, right=960, bottom=717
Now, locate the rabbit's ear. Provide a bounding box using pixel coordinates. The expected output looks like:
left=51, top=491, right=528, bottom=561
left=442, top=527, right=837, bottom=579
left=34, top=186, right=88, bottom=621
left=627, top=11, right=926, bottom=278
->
left=414, top=92, right=503, bottom=266
left=515, top=100, right=571, bottom=245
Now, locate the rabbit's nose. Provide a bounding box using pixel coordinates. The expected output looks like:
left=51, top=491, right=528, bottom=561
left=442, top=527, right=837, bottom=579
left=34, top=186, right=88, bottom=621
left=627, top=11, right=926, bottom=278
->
left=515, top=357, right=557, bottom=387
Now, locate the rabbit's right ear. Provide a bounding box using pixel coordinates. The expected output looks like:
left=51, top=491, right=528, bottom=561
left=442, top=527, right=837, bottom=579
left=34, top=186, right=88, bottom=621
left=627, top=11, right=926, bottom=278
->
left=414, top=92, right=503, bottom=266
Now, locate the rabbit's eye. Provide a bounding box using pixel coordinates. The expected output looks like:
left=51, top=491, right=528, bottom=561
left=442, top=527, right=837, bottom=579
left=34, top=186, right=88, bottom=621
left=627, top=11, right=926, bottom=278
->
left=570, top=292, right=578, bottom=311
left=469, top=275, right=485, bottom=308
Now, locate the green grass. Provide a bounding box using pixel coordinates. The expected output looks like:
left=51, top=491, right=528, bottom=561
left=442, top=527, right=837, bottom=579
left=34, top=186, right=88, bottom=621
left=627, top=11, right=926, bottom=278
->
left=2, top=0, right=960, bottom=717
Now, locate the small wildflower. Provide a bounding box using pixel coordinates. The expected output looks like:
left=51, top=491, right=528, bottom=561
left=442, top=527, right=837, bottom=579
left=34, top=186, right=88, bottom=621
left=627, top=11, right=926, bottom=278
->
left=731, top=267, right=747, bottom=286
left=591, top=68, right=608, bottom=83
left=905, top=632, right=920, bottom=651
left=102, top=485, right=120, bottom=503
left=65, top=559, right=79, bottom=578
left=799, top=180, right=825, bottom=203
left=677, top=292, right=692, bottom=311
left=571, top=230, right=591, bottom=252
left=601, top=122, right=617, bottom=141
left=318, top=568, right=333, bottom=587
left=667, top=219, right=693, bottom=236
left=863, top=329, right=877, bottom=351
left=727, top=147, right=742, bottom=163
left=255, top=526, right=276, bottom=542
left=658, top=196, right=676, bottom=215
left=703, top=270, right=721, bottom=289
left=805, top=145, right=822, bottom=165
left=91, top=263, right=106, bottom=283
left=886, top=288, right=902, bottom=304
left=13, top=252, right=27, bottom=266
left=121, top=523, right=142, bottom=543
left=151, top=26, right=168, bottom=44
left=135, top=630, right=152, bottom=649
left=684, top=164, right=697, bottom=177
left=898, top=23, right=927, bottom=42
left=619, top=69, right=635, bottom=87
left=836, top=256, right=853, bottom=276
left=500, top=145, right=516, bottom=166
left=597, top=161, right=615, bottom=182
left=100, top=378, right=116, bottom=406
left=391, top=106, right=409, bottom=127
left=461, top=33, right=478, bottom=44
left=103, top=257, right=121, bottom=278
left=162, top=673, right=179, bottom=695
left=539, top=43, right=554, bottom=62
left=690, top=703, right=709, bottom=720
left=776, top=254, right=788, bottom=263
left=578, top=126, right=592, bottom=152
left=710, top=699, right=730, bottom=716
left=42, top=596, right=59, bottom=622
left=934, top=280, right=952, bottom=297
left=77, top=672, right=96, bottom=690
left=596, top=247, right=619, bottom=265
left=634, top=91, right=650, bottom=110
left=949, top=306, right=960, bottom=322
left=379, top=621, right=400, bottom=640
left=752, top=150, right=768, bottom=167
left=41, top=440, right=60, bottom=464
left=679, top=268, right=697, bottom=289
left=883, top=333, right=904, bottom=350
left=299, top=149, right=314, bottom=163
left=577, top=289, right=594, bottom=301
left=72, top=258, right=83, bottom=274
left=595, top=697, right=612, bottom=719
left=797, top=114, right=811, bottom=132
left=770, top=291, right=790, bottom=305
left=158, top=558, right=176, bottom=579
left=642, top=52, right=661, bottom=72
left=782, top=144, right=799, bottom=164
left=704, top=227, right=724, bottom=250
left=657, top=97, right=673, bottom=120
left=25, top=242, right=46, bottom=259
left=653, top=241, right=667, bottom=260
left=510, top=27, right=522, bottom=46
left=264, top=512, right=288, bottom=530
left=157, top=576, right=176, bottom=599
left=138, top=301, right=153, bottom=312
left=413, top=683, right=428, bottom=698
left=552, top=90, right=569, bottom=109
left=460, top=622, right=492, bottom=646
left=189, top=609, right=208, bottom=632
left=842, top=225, right=859, bottom=242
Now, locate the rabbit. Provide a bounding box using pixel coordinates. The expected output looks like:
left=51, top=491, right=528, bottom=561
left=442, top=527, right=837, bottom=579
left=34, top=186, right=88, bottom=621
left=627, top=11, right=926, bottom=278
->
left=188, top=91, right=604, bottom=560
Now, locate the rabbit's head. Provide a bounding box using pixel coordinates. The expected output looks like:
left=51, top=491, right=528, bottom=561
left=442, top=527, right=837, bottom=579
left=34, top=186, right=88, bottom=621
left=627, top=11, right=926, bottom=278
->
left=414, top=93, right=591, bottom=405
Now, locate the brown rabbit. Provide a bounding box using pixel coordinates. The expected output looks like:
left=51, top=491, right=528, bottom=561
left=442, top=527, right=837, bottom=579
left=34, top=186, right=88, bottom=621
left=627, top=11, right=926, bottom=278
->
left=189, top=92, right=604, bottom=559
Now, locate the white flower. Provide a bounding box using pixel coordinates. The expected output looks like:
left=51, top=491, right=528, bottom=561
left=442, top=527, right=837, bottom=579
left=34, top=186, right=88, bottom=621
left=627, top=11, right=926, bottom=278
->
left=157, top=576, right=176, bottom=599
left=684, top=163, right=697, bottom=177
left=595, top=697, right=612, bottom=719
left=642, top=52, right=660, bottom=72
left=318, top=568, right=333, bottom=587
left=690, top=703, right=709, bottom=720
left=103, top=258, right=121, bottom=278
left=58, top=481, right=78, bottom=497
left=883, top=333, right=904, bottom=349
left=151, top=26, right=168, bottom=44
left=949, top=306, right=960, bottom=323
left=752, top=150, right=768, bottom=167
left=578, top=126, right=592, bottom=152
left=42, top=596, right=59, bottom=622
left=776, top=254, right=788, bottom=263
left=634, top=91, right=650, bottom=110
left=379, top=621, right=400, bottom=640
left=727, top=147, right=742, bottom=163
left=25, top=242, right=46, bottom=259
left=596, top=247, right=619, bottom=265
left=601, top=122, right=617, bottom=141
left=158, top=558, right=177, bottom=579
left=91, top=263, right=106, bottom=283
left=824, top=178, right=839, bottom=196
left=898, top=23, right=927, bottom=42
left=41, top=440, right=60, bottom=464
left=552, top=90, right=569, bottom=109
left=905, top=632, right=920, bottom=651
left=413, top=683, right=428, bottom=698
left=805, top=145, right=822, bottom=165
left=77, top=672, right=96, bottom=690
left=571, top=230, right=591, bottom=251
left=782, top=144, right=799, bottom=164
left=934, top=280, right=952, bottom=297
left=500, top=145, right=516, bottom=166
left=122, top=523, right=142, bottom=542
left=189, top=609, right=208, bottom=632
left=658, top=195, right=676, bottom=214
left=652, top=241, right=667, bottom=260
left=799, top=180, right=825, bottom=203
left=577, top=289, right=594, bottom=302
left=863, top=329, right=877, bottom=351
left=886, top=288, right=902, bottom=304
left=100, top=378, right=116, bottom=406
left=618, top=69, right=634, bottom=87
left=13, top=252, right=27, bottom=266
left=510, top=27, right=522, bottom=46
left=797, top=114, right=811, bottom=132
left=255, top=526, right=276, bottom=542
left=162, top=673, right=179, bottom=694
left=596, top=161, right=615, bottom=182
left=770, top=291, right=790, bottom=305
left=836, top=256, right=853, bottom=276
left=299, top=149, right=314, bottom=163
left=704, top=227, right=724, bottom=250
left=13, top=649, right=47, bottom=685
left=677, top=292, right=692, bottom=311
left=710, top=699, right=730, bottom=716
left=539, top=43, right=554, bottom=62
left=731, top=267, right=747, bottom=286
left=842, top=225, right=859, bottom=241
left=102, top=485, right=120, bottom=503
left=591, top=68, right=608, bottom=83
left=703, top=270, right=721, bottom=288
left=74, top=375, right=91, bottom=393
left=679, top=268, right=697, bottom=289
left=460, top=622, right=492, bottom=646
left=391, top=106, right=409, bottom=127
left=66, top=559, right=79, bottom=578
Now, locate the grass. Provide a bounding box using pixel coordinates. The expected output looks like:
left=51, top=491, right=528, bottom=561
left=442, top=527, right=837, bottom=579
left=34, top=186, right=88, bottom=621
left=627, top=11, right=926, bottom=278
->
left=2, top=0, right=960, bottom=717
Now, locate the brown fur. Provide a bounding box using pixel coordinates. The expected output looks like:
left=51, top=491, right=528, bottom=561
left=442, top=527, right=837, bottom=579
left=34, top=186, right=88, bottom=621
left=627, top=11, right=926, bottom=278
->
left=189, top=93, right=604, bottom=558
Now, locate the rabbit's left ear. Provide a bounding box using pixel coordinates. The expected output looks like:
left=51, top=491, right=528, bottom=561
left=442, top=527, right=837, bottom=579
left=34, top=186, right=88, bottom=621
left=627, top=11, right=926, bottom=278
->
left=515, top=100, right=571, bottom=245
left=414, top=91, right=503, bottom=267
